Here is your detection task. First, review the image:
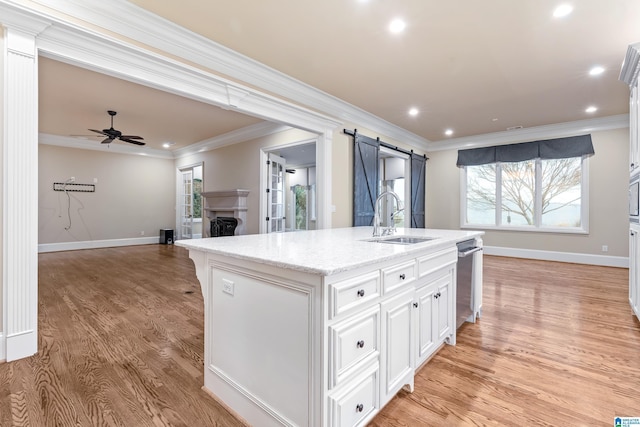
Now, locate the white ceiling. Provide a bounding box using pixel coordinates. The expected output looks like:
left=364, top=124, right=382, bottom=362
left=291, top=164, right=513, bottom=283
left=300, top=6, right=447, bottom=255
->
left=38, top=0, right=640, bottom=151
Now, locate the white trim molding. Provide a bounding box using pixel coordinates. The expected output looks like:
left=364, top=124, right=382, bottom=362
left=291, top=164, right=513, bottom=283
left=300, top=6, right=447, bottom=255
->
left=22, top=0, right=429, bottom=150
left=0, top=332, right=5, bottom=362
left=483, top=245, right=628, bottom=268
left=38, top=236, right=165, bottom=253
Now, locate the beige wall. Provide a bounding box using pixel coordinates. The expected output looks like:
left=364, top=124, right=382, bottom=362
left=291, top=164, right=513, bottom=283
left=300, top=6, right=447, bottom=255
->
left=176, top=127, right=317, bottom=235
left=39, top=145, right=176, bottom=243
left=426, top=128, right=630, bottom=257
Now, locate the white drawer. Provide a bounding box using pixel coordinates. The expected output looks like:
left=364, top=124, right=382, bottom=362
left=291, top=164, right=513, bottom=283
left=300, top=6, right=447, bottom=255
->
left=329, top=363, right=379, bottom=427
left=417, top=247, right=457, bottom=282
left=381, top=260, right=416, bottom=294
left=329, top=271, right=380, bottom=319
left=329, top=305, right=380, bottom=388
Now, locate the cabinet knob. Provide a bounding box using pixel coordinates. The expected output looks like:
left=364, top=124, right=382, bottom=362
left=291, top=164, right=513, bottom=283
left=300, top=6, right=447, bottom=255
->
left=413, top=302, right=418, bottom=308
left=399, top=273, right=406, bottom=280
left=356, top=403, right=364, bottom=413
left=357, top=289, right=365, bottom=297
left=356, top=340, right=365, bottom=348
left=435, top=292, right=441, bottom=299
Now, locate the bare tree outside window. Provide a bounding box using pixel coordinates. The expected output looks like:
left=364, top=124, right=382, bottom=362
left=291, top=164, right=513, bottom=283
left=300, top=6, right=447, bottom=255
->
left=466, top=157, right=582, bottom=228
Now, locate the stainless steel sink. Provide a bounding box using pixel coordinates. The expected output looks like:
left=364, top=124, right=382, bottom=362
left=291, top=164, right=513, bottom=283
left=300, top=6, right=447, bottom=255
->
left=366, top=236, right=438, bottom=245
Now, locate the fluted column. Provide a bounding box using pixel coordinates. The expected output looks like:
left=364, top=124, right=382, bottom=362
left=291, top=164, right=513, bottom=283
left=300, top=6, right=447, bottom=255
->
left=3, top=21, right=46, bottom=361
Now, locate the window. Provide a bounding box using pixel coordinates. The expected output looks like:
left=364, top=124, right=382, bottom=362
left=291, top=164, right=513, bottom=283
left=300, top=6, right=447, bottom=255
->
left=463, top=156, right=588, bottom=232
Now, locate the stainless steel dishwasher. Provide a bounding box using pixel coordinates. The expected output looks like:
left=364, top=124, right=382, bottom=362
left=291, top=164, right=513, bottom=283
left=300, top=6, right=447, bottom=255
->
left=456, top=239, right=482, bottom=329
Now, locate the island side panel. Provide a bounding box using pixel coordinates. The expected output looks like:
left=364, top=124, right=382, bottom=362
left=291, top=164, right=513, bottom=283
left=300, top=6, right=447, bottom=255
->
left=204, top=255, right=323, bottom=427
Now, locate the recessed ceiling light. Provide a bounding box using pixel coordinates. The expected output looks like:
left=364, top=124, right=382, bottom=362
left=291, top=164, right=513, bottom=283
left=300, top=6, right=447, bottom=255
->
left=553, top=4, right=573, bottom=18
left=408, top=107, right=419, bottom=116
left=444, top=129, right=453, bottom=136
left=162, top=142, right=176, bottom=149
left=389, top=18, right=406, bottom=33
left=589, top=66, right=605, bottom=76
left=585, top=106, right=597, bottom=113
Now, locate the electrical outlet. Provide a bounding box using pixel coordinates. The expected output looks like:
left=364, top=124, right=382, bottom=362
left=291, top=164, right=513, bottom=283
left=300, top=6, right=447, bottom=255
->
left=222, top=279, right=234, bottom=296
left=602, top=245, right=608, bottom=252
left=93, top=178, right=98, bottom=183
left=70, top=176, right=75, bottom=182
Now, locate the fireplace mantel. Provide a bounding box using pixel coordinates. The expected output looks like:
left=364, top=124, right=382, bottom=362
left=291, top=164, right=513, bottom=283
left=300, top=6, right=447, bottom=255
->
left=202, top=190, right=249, bottom=236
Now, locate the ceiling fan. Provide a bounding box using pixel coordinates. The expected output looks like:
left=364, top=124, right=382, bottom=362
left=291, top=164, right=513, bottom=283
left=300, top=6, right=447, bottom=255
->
left=88, top=110, right=145, bottom=146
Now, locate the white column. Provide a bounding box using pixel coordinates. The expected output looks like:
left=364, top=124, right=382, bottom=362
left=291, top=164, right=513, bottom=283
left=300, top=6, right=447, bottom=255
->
left=2, top=22, right=45, bottom=361
left=316, top=129, right=333, bottom=229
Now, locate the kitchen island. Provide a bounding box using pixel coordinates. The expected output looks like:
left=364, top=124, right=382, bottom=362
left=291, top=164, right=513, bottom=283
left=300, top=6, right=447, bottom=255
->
left=176, top=227, right=483, bottom=427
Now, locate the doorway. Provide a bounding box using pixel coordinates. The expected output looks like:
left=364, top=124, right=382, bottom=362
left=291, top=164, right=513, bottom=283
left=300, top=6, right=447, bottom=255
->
left=177, top=163, right=203, bottom=240
left=262, top=140, right=317, bottom=233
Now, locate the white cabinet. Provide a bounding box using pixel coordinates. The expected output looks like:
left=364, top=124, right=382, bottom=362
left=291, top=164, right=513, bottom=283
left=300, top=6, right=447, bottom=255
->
left=630, top=224, right=640, bottom=320
left=414, top=267, right=455, bottom=369
left=380, top=287, right=415, bottom=403
left=182, top=234, right=482, bottom=427
left=630, top=85, right=639, bottom=173
left=622, top=43, right=640, bottom=322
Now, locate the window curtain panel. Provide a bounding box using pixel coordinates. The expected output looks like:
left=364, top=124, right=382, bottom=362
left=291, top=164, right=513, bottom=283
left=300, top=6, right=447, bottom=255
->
left=456, top=134, right=594, bottom=167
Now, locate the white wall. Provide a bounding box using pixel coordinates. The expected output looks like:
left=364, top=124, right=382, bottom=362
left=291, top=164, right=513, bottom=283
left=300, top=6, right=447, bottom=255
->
left=39, top=144, right=176, bottom=244
left=426, top=128, right=630, bottom=259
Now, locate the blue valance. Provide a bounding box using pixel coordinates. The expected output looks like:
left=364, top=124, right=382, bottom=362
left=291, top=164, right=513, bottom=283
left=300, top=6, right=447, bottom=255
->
left=456, top=134, right=594, bottom=167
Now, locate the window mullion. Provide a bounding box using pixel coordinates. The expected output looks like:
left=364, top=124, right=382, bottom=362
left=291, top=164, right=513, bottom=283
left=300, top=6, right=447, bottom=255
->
left=495, top=163, right=502, bottom=226
left=535, top=158, right=542, bottom=227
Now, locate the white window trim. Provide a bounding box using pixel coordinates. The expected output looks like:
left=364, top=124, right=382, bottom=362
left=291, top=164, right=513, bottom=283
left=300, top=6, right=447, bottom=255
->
left=460, top=156, right=589, bottom=234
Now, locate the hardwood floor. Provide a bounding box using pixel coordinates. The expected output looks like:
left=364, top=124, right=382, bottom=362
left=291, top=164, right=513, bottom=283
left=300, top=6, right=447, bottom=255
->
left=0, top=246, right=638, bottom=426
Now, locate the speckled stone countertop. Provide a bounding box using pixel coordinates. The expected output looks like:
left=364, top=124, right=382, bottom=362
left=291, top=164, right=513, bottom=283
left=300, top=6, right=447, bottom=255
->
left=175, top=227, right=483, bottom=276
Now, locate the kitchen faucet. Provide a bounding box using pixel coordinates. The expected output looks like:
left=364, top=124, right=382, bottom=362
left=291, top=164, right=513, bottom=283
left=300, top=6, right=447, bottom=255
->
left=372, top=190, right=404, bottom=237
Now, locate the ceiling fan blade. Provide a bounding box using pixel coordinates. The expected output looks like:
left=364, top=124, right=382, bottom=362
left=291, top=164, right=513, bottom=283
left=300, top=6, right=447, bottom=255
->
left=119, top=137, right=146, bottom=146
left=101, top=137, right=114, bottom=144
left=88, top=129, right=107, bottom=136
left=119, top=135, right=144, bottom=140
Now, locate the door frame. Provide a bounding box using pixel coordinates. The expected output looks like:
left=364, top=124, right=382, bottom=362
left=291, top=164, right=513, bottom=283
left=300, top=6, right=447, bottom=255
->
left=260, top=137, right=324, bottom=234
left=176, top=162, right=204, bottom=240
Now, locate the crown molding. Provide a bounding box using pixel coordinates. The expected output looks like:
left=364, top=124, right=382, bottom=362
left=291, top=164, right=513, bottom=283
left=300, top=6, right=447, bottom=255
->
left=40, top=121, right=293, bottom=160
left=23, top=0, right=428, bottom=149
left=620, top=42, right=640, bottom=87
left=39, top=133, right=174, bottom=159
left=173, top=122, right=292, bottom=159
left=426, top=114, right=629, bottom=152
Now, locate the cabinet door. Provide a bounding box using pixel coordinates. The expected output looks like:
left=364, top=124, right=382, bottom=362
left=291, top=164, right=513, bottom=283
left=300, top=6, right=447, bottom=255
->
left=630, top=225, right=640, bottom=320
left=631, top=85, right=639, bottom=173
left=380, top=288, right=414, bottom=404
left=414, top=283, right=436, bottom=369
left=435, top=273, right=453, bottom=343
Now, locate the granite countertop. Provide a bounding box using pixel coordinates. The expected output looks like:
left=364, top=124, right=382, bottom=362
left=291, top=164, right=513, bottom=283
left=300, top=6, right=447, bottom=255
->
left=175, top=227, right=483, bottom=276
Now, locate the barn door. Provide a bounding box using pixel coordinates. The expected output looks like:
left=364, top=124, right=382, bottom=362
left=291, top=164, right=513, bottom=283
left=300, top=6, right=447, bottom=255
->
left=410, top=153, right=426, bottom=228
left=353, top=135, right=380, bottom=226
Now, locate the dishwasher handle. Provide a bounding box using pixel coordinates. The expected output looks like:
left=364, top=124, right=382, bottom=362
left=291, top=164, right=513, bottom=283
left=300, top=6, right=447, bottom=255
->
left=458, top=246, right=482, bottom=258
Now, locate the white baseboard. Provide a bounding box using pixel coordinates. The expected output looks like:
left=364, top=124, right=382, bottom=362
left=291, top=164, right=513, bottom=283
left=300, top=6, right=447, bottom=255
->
left=0, top=332, right=5, bottom=363
left=484, top=245, right=628, bottom=268
left=38, top=236, right=163, bottom=253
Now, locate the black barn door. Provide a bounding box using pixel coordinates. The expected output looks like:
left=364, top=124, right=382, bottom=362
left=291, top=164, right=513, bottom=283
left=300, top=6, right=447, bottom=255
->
left=411, top=153, right=426, bottom=228
left=353, top=135, right=380, bottom=226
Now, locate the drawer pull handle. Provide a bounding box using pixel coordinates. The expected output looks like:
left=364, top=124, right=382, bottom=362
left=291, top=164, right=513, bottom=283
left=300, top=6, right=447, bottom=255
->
left=435, top=292, right=441, bottom=299
left=356, top=403, right=364, bottom=412
left=356, top=340, right=365, bottom=348
left=357, top=289, right=365, bottom=297
left=399, top=273, right=406, bottom=280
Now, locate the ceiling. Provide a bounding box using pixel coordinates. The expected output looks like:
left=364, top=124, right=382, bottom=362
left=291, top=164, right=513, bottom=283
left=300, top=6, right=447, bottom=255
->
left=39, top=0, right=640, bottom=151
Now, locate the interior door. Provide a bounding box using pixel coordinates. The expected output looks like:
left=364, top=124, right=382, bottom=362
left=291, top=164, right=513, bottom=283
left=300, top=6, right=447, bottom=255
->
left=267, top=153, right=286, bottom=233
left=180, top=169, right=194, bottom=239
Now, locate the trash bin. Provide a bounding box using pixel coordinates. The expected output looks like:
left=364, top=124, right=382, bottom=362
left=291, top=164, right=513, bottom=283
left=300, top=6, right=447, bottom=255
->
left=160, top=229, right=174, bottom=244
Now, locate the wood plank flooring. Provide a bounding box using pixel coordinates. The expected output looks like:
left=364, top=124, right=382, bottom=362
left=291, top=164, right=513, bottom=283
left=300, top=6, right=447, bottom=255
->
left=0, top=245, right=638, bottom=426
